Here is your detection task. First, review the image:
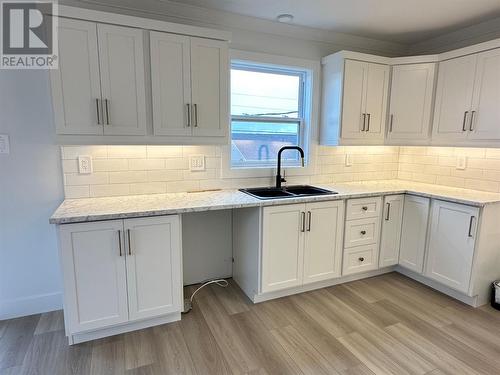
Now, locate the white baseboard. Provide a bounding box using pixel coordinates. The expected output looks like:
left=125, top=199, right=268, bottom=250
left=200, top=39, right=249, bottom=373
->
left=0, top=292, right=63, bottom=320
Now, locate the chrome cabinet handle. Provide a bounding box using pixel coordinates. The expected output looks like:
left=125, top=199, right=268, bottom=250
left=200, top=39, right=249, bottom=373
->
left=385, top=202, right=391, bottom=221
left=361, top=113, right=366, bottom=131
left=105, top=99, right=110, bottom=125
left=193, top=103, right=198, bottom=127
left=127, top=229, right=132, bottom=255
left=468, top=216, right=475, bottom=238
left=470, top=111, right=476, bottom=131
left=96, top=99, right=101, bottom=125
left=118, top=230, right=122, bottom=256
left=462, top=111, right=469, bottom=131
left=389, top=114, right=393, bottom=132
left=366, top=113, right=371, bottom=132
left=307, top=211, right=312, bottom=232
left=186, top=104, right=191, bottom=127
left=300, top=212, right=306, bottom=232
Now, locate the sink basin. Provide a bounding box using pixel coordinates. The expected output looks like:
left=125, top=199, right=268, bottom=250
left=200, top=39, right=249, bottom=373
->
left=240, top=185, right=337, bottom=200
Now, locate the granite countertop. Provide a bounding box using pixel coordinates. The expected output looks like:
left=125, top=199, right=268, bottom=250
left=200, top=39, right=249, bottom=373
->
left=50, top=180, right=500, bottom=224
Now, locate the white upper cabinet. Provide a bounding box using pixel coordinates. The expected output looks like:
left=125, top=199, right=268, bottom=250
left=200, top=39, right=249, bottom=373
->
left=97, top=24, right=147, bottom=136
left=469, top=48, right=500, bottom=140
left=51, top=18, right=102, bottom=135
left=387, top=63, right=436, bottom=142
left=150, top=32, right=192, bottom=136
left=190, top=37, right=229, bottom=137
left=433, top=55, right=477, bottom=142
left=340, top=60, right=389, bottom=142
left=379, top=195, right=404, bottom=267
left=150, top=34, right=229, bottom=138
left=52, top=19, right=147, bottom=136
left=399, top=195, right=430, bottom=273
left=321, top=53, right=389, bottom=145
left=425, top=201, right=478, bottom=293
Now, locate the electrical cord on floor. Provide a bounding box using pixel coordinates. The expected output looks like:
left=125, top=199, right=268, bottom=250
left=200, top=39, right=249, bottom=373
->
left=182, top=278, right=229, bottom=314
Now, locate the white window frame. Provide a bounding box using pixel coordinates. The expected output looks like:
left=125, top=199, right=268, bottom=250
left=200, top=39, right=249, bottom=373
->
left=221, top=50, right=320, bottom=179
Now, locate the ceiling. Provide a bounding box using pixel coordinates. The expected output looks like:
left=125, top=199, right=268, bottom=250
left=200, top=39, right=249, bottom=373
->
left=166, top=0, right=500, bottom=44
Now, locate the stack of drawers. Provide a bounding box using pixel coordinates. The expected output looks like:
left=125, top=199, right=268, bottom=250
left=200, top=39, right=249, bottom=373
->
left=343, top=197, right=382, bottom=275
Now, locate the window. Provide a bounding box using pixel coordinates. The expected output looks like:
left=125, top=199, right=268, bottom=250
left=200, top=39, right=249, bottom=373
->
left=230, top=63, right=307, bottom=168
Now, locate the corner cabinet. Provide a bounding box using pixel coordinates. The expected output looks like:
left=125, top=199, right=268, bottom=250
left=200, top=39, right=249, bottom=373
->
left=58, top=216, right=182, bottom=342
left=386, top=63, right=436, bottom=143
left=150, top=32, right=229, bottom=138
left=321, top=53, right=389, bottom=145
left=398, top=195, right=430, bottom=273
left=52, top=18, right=147, bottom=136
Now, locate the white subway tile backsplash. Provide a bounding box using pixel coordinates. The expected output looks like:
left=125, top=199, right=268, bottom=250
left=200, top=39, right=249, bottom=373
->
left=61, top=144, right=500, bottom=198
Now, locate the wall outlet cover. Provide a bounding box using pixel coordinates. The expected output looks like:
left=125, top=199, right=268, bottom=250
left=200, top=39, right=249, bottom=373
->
left=189, top=155, right=205, bottom=171
left=0, top=134, right=10, bottom=154
left=456, top=155, right=467, bottom=170
left=78, top=155, right=93, bottom=174
left=345, top=154, right=352, bottom=167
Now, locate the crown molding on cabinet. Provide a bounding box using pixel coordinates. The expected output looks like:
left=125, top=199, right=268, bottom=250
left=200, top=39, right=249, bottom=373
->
left=58, top=5, right=231, bottom=41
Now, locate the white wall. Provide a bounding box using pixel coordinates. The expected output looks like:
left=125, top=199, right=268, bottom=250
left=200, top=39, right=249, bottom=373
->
left=0, top=70, right=64, bottom=319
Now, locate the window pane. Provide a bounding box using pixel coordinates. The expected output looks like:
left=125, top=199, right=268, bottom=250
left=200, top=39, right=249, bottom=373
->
left=231, top=68, right=300, bottom=117
left=231, top=120, right=300, bottom=167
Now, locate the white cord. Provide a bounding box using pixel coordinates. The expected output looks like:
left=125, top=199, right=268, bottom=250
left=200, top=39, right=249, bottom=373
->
left=182, top=278, right=229, bottom=313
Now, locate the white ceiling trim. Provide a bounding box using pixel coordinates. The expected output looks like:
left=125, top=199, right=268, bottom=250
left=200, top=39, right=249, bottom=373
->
left=62, top=0, right=408, bottom=56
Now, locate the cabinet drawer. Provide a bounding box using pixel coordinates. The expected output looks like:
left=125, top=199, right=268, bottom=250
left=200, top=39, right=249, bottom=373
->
left=344, top=217, right=380, bottom=248
left=342, top=245, right=378, bottom=275
left=346, top=197, right=382, bottom=220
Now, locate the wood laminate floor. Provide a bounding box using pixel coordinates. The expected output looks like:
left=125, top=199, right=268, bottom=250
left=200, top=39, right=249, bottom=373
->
left=2, top=272, right=500, bottom=374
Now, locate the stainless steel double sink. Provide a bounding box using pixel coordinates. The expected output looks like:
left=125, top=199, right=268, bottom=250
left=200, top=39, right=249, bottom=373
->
left=239, top=185, right=337, bottom=200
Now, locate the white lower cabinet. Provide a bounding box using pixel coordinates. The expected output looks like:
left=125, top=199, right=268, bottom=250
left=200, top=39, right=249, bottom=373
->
left=59, top=215, right=181, bottom=335
left=398, top=195, right=430, bottom=273
left=261, top=201, right=344, bottom=293
left=379, top=195, right=404, bottom=267
left=425, top=200, right=478, bottom=293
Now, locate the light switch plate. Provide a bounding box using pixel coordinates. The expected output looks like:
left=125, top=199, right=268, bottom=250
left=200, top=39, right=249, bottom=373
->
left=345, top=154, right=352, bottom=167
left=78, top=155, right=93, bottom=174
left=190, top=155, right=205, bottom=171
left=0, top=134, right=10, bottom=154
left=456, top=155, right=467, bottom=170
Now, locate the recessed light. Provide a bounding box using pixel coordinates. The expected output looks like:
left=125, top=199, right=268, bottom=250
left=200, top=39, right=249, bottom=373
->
left=276, top=14, right=294, bottom=23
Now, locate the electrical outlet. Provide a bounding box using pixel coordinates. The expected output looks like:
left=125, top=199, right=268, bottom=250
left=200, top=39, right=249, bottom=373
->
left=0, top=134, right=10, bottom=154
left=78, top=155, right=93, bottom=174
left=345, top=154, right=352, bottom=167
left=189, top=155, right=205, bottom=171
left=456, top=155, right=467, bottom=170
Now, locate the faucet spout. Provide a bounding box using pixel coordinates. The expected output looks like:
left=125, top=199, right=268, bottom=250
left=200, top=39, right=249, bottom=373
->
left=276, top=146, right=305, bottom=189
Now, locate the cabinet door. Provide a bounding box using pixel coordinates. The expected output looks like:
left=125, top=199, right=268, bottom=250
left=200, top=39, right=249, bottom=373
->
left=364, top=62, right=389, bottom=140
left=190, top=37, right=229, bottom=137
left=98, top=24, right=147, bottom=135
left=341, top=60, right=367, bottom=139
left=261, top=204, right=305, bottom=293
left=432, top=55, right=477, bottom=141
left=469, top=48, right=500, bottom=140
left=125, top=216, right=182, bottom=321
left=150, top=32, right=192, bottom=136
left=59, top=220, right=128, bottom=333
left=51, top=18, right=102, bottom=135
left=388, top=64, right=436, bottom=141
left=379, top=195, right=404, bottom=267
left=425, top=201, right=478, bottom=293
left=303, top=201, right=344, bottom=284
left=399, top=195, right=430, bottom=273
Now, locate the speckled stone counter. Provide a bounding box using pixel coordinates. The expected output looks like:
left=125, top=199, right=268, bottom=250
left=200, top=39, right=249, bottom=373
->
left=50, top=180, right=500, bottom=224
